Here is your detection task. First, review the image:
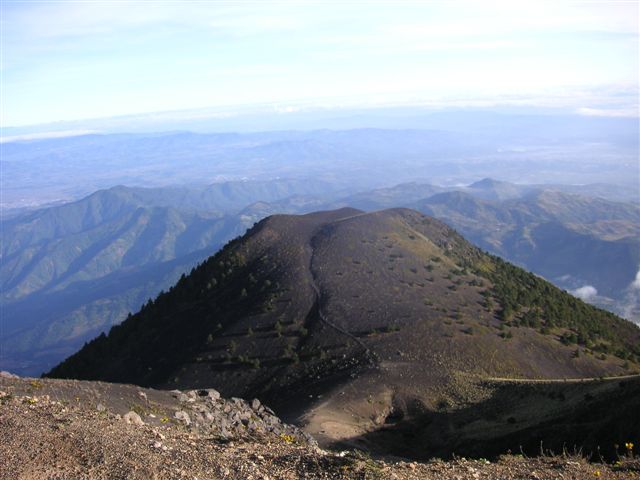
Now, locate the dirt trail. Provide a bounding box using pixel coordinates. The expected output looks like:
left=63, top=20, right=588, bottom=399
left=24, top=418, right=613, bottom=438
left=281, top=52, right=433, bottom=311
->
left=485, top=373, right=640, bottom=383
left=307, top=230, right=378, bottom=365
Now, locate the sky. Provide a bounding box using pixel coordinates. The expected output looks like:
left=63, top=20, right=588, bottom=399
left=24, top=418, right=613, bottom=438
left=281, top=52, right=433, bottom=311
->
left=1, top=1, right=639, bottom=127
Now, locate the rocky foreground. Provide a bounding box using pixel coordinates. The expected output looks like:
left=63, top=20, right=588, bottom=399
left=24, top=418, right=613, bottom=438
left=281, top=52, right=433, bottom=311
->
left=1, top=374, right=638, bottom=480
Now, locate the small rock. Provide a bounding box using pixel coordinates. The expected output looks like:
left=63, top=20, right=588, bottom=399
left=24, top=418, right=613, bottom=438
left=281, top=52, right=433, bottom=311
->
left=206, top=389, right=221, bottom=401
left=174, top=410, right=191, bottom=426
left=251, top=398, right=261, bottom=411
left=96, top=403, right=106, bottom=412
left=123, top=411, right=144, bottom=426
left=250, top=419, right=265, bottom=432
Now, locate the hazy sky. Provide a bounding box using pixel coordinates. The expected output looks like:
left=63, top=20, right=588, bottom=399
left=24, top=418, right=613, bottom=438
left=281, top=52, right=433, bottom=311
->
left=2, top=1, right=638, bottom=127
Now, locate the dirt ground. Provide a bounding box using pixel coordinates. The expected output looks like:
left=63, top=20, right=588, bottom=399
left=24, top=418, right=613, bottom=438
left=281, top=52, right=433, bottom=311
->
left=1, top=376, right=638, bottom=479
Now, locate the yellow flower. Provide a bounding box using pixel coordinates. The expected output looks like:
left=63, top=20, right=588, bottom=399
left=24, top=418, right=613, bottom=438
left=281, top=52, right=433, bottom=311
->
left=594, top=470, right=601, bottom=477
left=625, top=442, right=634, bottom=451
left=280, top=433, right=295, bottom=444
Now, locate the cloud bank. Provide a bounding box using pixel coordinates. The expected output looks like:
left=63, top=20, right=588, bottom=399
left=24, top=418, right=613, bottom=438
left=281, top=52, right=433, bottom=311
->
left=2, top=1, right=638, bottom=126
left=571, top=285, right=598, bottom=301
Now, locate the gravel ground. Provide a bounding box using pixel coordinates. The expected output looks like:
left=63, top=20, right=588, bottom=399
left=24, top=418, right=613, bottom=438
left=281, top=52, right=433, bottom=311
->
left=1, top=376, right=638, bottom=479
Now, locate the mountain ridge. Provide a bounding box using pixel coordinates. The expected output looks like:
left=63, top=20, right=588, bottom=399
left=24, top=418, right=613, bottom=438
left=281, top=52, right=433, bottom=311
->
left=3, top=179, right=638, bottom=377
left=47, top=208, right=640, bottom=455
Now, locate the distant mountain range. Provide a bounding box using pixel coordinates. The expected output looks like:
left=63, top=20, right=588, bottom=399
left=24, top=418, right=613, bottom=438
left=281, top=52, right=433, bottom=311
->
left=415, top=187, right=640, bottom=296
left=1, top=178, right=638, bottom=376
left=3, top=119, right=638, bottom=213
left=47, top=207, right=640, bottom=459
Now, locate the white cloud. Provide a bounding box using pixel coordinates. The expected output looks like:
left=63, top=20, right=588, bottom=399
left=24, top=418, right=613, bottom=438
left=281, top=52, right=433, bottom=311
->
left=3, top=1, right=638, bottom=126
left=620, top=269, right=640, bottom=323
left=0, top=130, right=98, bottom=143
left=4, top=2, right=309, bottom=40
left=571, top=285, right=598, bottom=301
left=577, top=107, right=639, bottom=118
left=379, top=2, right=638, bottom=40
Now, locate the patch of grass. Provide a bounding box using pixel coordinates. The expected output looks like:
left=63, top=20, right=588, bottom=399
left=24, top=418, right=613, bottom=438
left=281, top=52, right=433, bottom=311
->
left=129, top=403, right=147, bottom=416
left=29, top=380, right=44, bottom=390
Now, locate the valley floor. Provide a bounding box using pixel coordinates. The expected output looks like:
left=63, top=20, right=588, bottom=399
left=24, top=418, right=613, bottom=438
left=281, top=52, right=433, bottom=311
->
left=1, top=376, right=638, bottom=479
